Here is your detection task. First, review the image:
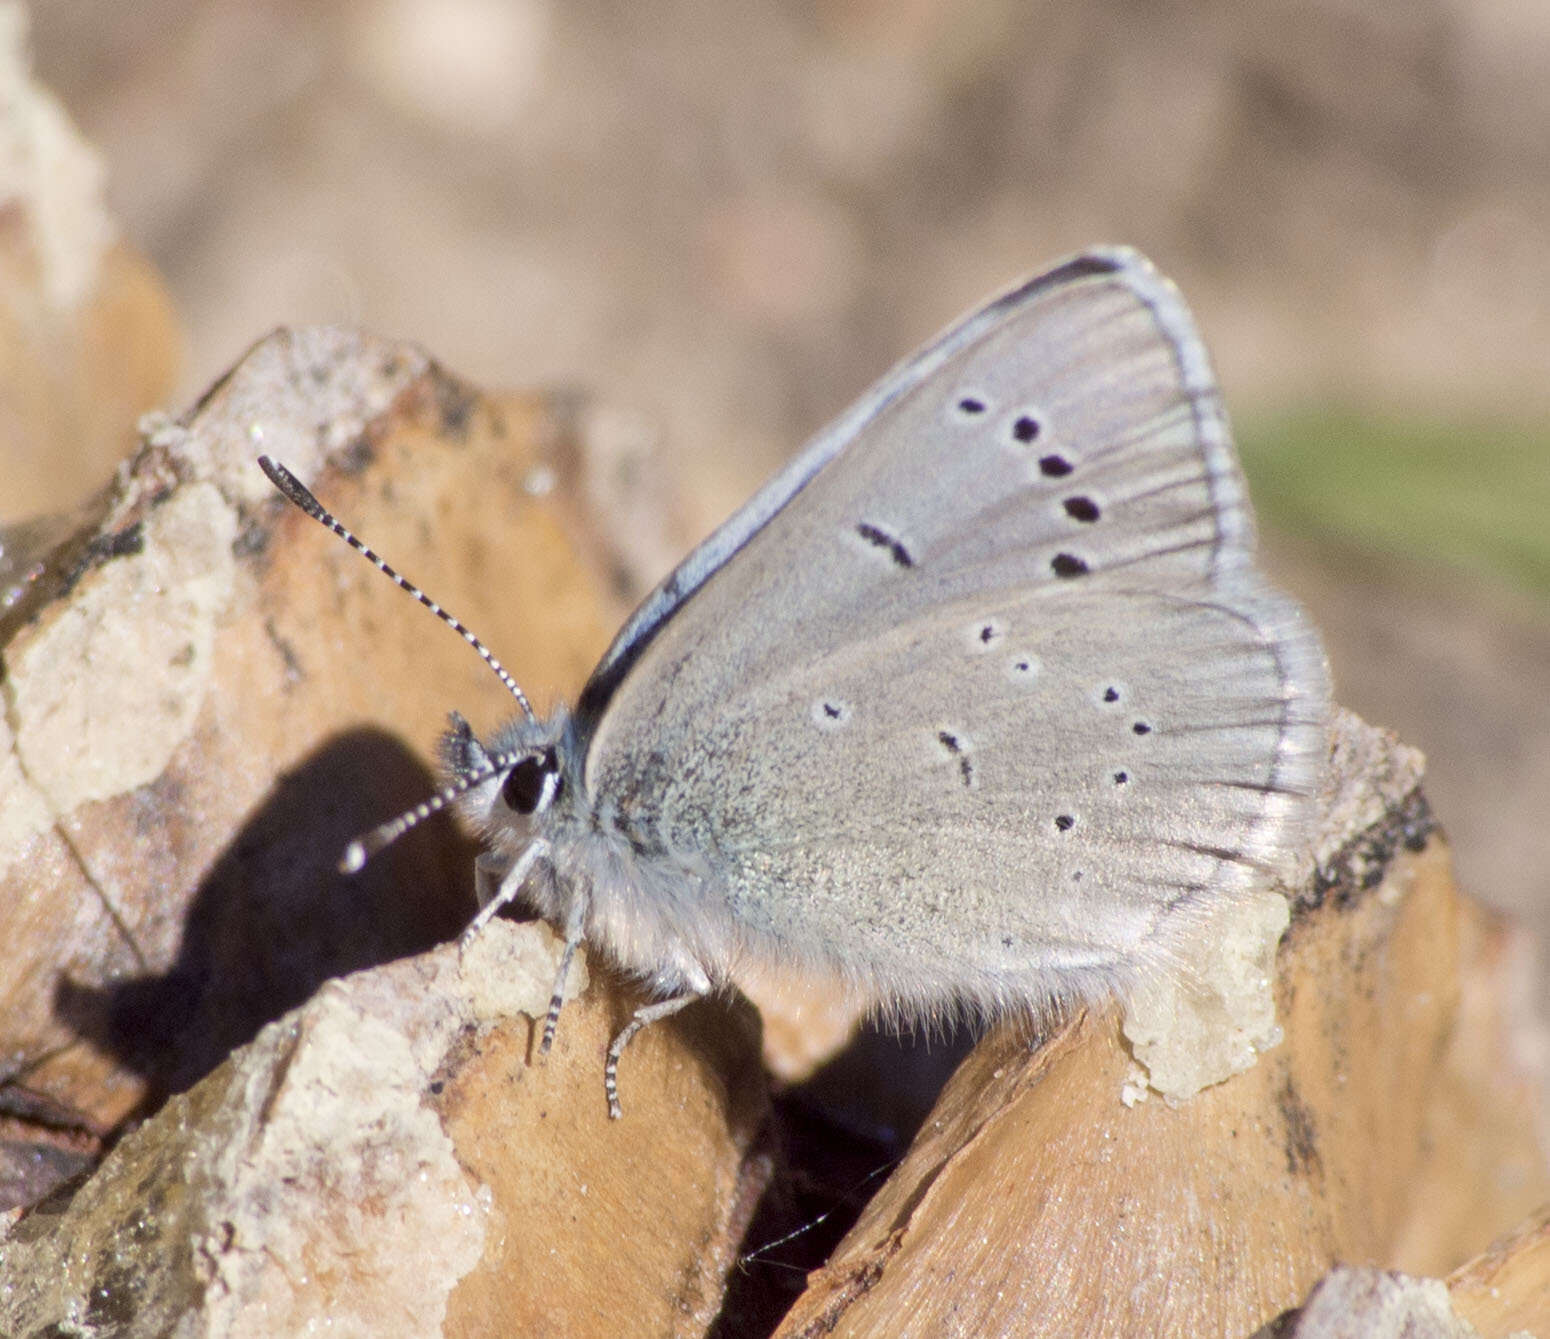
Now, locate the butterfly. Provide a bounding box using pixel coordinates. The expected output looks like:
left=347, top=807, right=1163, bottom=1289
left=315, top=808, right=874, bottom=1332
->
left=261, top=247, right=1329, bottom=1117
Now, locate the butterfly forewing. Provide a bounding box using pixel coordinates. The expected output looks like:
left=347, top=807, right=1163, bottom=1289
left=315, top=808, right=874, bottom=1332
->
left=578, top=249, right=1328, bottom=1010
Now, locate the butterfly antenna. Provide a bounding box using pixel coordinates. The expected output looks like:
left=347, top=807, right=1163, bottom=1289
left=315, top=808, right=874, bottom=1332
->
left=258, top=456, right=536, bottom=723
left=739, top=1161, right=899, bottom=1270
left=339, top=754, right=519, bottom=872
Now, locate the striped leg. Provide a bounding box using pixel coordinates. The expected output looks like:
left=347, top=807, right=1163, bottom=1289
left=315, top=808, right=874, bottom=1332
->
left=604, top=993, right=701, bottom=1119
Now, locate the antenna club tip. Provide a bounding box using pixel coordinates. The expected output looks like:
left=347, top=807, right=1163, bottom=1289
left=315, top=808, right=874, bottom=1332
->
left=340, top=841, right=368, bottom=875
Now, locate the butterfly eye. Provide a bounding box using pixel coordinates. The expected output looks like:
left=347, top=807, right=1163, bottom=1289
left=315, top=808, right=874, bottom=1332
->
left=503, top=747, right=561, bottom=815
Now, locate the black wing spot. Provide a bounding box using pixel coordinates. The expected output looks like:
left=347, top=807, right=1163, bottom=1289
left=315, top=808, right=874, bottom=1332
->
left=1054, top=814, right=1075, bottom=832
left=1051, top=553, right=1088, bottom=578
left=1132, top=721, right=1152, bottom=736
left=972, top=619, right=1003, bottom=648
left=1113, top=770, right=1129, bottom=785
left=856, top=522, right=915, bottom=568
left=954, top=395, right=988, bottom=417
left=1011, top=414, right=1041, bottom=444
left=936, top=730, right=975, bottom=787
left=1038, top=454, right=1073, bottom=477
left=1063, top=496, right=1100, bottom=523
left=812, top=698, right=852, bottom=729
left=1103, top=686, right=1121, bottom=704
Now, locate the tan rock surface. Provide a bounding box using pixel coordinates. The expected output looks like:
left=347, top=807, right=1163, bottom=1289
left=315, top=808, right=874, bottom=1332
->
left=0, top=326, right=626, bottom=1130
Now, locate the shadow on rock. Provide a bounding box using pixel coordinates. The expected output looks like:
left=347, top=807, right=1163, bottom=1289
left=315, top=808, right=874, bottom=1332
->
left=54, top=727, right=480, bottom=1110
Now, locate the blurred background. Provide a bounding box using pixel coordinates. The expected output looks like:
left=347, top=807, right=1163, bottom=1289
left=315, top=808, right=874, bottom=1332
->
left=4, top=0, right=1548, bottom=934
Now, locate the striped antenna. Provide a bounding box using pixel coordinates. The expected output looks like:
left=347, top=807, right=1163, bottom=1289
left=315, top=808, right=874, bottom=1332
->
left=258, top=456, right=536, bottom=724
left=338, top=755, right=519, bottom=872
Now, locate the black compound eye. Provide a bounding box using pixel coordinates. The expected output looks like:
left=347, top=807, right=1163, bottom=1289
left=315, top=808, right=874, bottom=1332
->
left=503, top=747, right=559, bottom=815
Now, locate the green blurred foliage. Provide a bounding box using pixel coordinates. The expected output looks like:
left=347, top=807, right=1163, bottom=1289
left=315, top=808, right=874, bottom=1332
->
left=1239, top=410, right=1550, bottom=598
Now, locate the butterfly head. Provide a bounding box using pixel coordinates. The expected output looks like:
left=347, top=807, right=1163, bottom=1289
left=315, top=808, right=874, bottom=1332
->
left=443, top=707, right=577, bottom=849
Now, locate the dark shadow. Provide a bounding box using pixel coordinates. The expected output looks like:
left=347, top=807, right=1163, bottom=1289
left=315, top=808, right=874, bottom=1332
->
left=711, top=1019, right=980, bottom=1337
left=54, top=728, right=479, bottom=1110
left=785, top=1019, right=980, bottom=1154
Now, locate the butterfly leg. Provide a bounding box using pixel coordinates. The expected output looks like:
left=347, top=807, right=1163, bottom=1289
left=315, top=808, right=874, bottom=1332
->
left=604, top=992, right=701, bottom=1120
left=459, top=838, right=550, bottom=946
left=539, top=902, right=587, bottom=1055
